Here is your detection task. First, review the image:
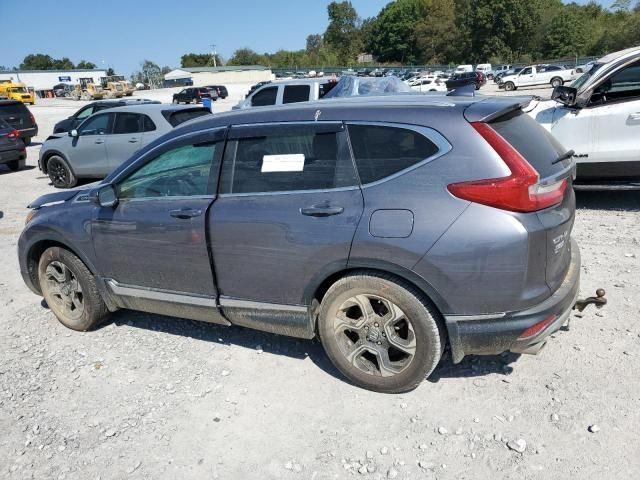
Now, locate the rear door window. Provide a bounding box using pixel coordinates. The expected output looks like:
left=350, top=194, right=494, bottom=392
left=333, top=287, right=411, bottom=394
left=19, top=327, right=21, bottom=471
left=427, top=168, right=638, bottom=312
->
left=283, top=85, right=311, bottom=104
left=220, top=125, right=357, bottom=194
left=141, top=115, right=156, bottom=132
left=163, top=108, right=211, bottom=127
left=113, top=113, right=142, bottom=134
left=347, top=124, right=440, bottom=184
left=251, top=87, right=278, bottom=107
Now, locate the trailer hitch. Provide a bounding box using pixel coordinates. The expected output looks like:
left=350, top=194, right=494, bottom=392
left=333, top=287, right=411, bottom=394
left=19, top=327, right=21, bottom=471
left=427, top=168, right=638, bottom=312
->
left=573, top=288, right=607, bottom=312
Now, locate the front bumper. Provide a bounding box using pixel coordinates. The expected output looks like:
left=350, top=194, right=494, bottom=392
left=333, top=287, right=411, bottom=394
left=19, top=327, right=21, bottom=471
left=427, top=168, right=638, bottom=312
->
left=445, top=239, right=581, bottom=363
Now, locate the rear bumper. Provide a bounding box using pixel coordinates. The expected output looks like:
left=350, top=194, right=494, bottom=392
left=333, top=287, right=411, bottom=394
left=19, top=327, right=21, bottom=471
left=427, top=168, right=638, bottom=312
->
left=445, top=239, right=580, bottom=363
left=19, top=126, right=38, bottom=139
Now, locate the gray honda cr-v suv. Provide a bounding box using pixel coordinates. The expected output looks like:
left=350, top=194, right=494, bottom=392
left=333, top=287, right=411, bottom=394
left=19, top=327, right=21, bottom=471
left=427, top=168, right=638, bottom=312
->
left=19, top=95, right=580, bottom=393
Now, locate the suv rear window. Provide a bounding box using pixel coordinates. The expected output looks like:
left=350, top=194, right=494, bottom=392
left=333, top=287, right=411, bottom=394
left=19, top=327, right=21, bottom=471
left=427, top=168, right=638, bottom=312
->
left=490, top=110, right=565, bottom=178
left=347, top=124, right=440, bottom=184
left=163, top=108, right=211, bottom=127
left=0, top=102, right=28, bottom=116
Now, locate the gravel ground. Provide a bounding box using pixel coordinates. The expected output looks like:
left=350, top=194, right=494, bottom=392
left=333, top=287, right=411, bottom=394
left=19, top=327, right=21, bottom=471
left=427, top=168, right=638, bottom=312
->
left=1, top=82, right=639, bottom=480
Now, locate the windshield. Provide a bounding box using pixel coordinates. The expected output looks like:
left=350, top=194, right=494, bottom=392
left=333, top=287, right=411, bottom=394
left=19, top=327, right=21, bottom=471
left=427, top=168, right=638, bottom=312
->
left=10, top=87, right=27, bottom=93
left=571, top=63, right=604, bottom=90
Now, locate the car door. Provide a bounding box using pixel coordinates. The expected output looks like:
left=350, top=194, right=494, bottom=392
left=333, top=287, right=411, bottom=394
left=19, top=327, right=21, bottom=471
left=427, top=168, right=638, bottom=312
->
left=583, top=59, right=640, bottom=177
left=91, top=128, right=226, bottom=311
left=519, top=67, right=535, bottom=86
left=105, top=112, right=144, bottom=172
left=209, top=122, right=363, bottom=310
left=68, top=112, right=113, bottom=177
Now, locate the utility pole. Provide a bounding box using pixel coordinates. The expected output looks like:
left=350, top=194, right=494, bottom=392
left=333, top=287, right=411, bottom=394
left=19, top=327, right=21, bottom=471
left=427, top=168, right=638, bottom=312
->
left=210, top=44, right=217, bottom=68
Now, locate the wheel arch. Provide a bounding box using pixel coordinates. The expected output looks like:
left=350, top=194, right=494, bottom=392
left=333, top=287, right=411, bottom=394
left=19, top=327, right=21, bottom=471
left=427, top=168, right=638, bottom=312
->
left=41, top=149, right=69, bottom=174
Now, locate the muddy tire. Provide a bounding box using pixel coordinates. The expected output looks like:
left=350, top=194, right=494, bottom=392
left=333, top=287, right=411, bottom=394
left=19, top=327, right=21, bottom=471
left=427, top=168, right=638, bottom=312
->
left=38, top=247, right=110, bottom=331
left=318, top=272, right=444, bottom=393
left=47, top=155, right=77, bottom=188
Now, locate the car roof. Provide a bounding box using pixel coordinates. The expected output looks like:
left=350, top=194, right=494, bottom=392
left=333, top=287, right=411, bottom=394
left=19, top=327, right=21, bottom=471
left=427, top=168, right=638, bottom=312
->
left=104, top=104, right=205, bottom=114
left=598, top=46, right=640, bottom=64
left=90, top=98, right=159, bottom=106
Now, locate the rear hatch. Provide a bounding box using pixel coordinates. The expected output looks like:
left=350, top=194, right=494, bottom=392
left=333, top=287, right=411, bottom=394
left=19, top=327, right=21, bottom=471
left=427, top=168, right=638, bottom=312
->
left=0, top=101, right=34, bottom=130
left=488, top=110, right=575, bottom=292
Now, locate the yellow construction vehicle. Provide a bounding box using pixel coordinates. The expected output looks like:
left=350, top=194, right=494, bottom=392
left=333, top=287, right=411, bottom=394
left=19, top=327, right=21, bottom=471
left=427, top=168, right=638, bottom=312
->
left=70, top=78, right=105, bottom=101
left=120, top=80, right=135, bottom=96
left=0, top=80, right=36, bottom=104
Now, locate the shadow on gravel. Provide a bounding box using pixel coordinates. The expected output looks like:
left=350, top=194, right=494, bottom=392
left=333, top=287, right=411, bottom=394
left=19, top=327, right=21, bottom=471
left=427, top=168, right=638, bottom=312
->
left=109, top=309, right=345, bottom=382
left=0, top=165, right=35, bottom=175
left=428, top=351, right=521, bottom=383
left=575, top=190, right=640, bottom=211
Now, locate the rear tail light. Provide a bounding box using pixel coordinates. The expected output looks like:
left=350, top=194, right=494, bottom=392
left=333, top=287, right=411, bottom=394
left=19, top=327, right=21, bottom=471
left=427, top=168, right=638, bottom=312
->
left=447, top=122, right=567, bottom=213
left=518, top=314, right=556, bottom=339
left=7, top=129, right=20, bottom=139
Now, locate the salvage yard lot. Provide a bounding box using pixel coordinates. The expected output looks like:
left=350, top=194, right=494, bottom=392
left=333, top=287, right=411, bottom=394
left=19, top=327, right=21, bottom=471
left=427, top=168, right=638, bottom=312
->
left=1, top=82, right=639, bottom=479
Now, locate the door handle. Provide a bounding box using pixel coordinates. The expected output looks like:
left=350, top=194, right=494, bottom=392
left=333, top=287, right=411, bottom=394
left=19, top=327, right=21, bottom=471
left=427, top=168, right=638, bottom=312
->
left=300, top=206, right=344, bottom=217
left=170, top=208, right=203, bottom=219
left=629, top=113, right=640, bottom=121
left=128, top=138, right=139, bottom=143
left=94, top=139, right=104, bottom=144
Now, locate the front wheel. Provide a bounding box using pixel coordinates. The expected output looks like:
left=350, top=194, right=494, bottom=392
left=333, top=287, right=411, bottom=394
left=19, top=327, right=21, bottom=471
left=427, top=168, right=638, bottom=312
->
left=318, top=273, right=443, bottom=393
left=551, top=77, right=563, bottom=88
left=38, top=247, right=110, bottom=331
left=47, top=155, right=77, bottom=188
left=504, top=81, right=516, bottom=91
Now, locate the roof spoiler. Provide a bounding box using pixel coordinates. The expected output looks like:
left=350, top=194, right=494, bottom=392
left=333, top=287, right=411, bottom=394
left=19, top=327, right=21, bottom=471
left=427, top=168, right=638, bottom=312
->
left=463, top=96, right=534, bottom=123
left=446, top=84, right=476, bottom=97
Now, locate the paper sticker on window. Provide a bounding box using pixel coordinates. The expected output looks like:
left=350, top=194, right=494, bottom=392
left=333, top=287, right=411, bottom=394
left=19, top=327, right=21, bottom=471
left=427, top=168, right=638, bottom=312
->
left=261, top=154, right=305, bottom=172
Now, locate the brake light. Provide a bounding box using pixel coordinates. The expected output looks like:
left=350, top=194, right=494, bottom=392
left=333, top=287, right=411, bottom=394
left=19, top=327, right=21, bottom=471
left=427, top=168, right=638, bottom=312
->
left=7, top=129, right=20, bottom=139
left=518, top=314, right=556, bottom=339
left=447, top=122, right=567, bottom=212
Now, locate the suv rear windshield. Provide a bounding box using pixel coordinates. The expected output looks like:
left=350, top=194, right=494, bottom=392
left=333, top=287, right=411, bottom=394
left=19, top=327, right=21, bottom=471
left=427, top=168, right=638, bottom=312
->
left=0, top=102, right=28, bottom=116
left=490, top=110, right=566, bottom=177
left=162, top=108, right=211, bottom=127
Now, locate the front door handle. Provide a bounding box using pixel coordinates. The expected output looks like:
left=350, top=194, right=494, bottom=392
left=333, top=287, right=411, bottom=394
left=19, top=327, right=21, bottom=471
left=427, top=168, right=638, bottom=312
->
left=628, top=113, right=640, bottom=121
left=170, top=208, right=203, bottom=219
left=94, top=139, right=104, bottom=144
left=300, top=206, right=344, bottom=217
left=128, top=138, right=139, bottom=143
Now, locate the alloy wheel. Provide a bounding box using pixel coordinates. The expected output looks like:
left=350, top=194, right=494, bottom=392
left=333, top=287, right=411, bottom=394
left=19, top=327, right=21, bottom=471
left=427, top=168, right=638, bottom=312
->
left=333, top=294, right=416, bottom=377
left=49, top=161, right=68, bottom=187
left=43, top=261, right=84, bottom=320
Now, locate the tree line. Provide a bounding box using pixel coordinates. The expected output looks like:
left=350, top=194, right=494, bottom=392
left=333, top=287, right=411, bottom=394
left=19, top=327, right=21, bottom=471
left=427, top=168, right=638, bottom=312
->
left=218, top=0, right=640, bottom=68
left=3, top=54, right=99, bottom=71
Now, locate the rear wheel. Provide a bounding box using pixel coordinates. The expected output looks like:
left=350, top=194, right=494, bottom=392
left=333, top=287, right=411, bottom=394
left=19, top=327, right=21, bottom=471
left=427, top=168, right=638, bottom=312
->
left=47, top=155, right=76, bottom=188
left=318, top=273, right=443, bottom=393
left=6, top=159, right=26, bottom=171
left=551, top=77, right=563, bottom=88
left=38, top=247, right=110, bottom=331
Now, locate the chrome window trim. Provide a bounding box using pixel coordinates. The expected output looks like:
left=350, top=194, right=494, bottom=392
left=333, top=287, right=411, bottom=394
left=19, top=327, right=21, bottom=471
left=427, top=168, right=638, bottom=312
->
left=117, top=194, right=215, bottom=203
left=218, top=185, right=359, bottom=199
left=345, top=121, right=452, bottom=188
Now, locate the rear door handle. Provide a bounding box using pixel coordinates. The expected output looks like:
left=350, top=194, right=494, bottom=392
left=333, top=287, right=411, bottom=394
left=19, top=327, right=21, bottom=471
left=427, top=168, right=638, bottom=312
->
left=170, top=208, right=203, bottom=219
left=300, top=206, right=344, bottom=217
left=128, top=138, right=139, bottom=143
left=629, top=113, right=640, bottom=121
left=94, top=139, right=104, bottom=144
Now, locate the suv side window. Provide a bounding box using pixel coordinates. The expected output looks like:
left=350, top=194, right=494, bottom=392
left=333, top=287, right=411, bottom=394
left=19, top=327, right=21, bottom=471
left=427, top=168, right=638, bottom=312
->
left=113, top=113, right=142, bottom=134
left=283, top=85, right=311, bottom=104
left=78, top=113, right=111, bottom=136
left=75, top=106, right=94, bottom=120
left=592, top=60, right=640, bottom=104
left=251, top=86, right=278, bottom=107
left=347, top=124, right=440, bottom=184
left=117, top=141, right=220, bottom=199
left=220, top=125, right=357, bottom=194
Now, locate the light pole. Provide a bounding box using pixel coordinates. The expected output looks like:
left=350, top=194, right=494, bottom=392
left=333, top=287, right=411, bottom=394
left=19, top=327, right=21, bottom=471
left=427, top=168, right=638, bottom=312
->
left=210, top=44, right=217, bottom=68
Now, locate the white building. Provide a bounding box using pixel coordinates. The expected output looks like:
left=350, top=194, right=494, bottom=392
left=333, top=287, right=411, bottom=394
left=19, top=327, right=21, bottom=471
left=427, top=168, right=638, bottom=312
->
left=164, top=65, right=273, bottom=86
left=0, top=69, right=108, bottom=93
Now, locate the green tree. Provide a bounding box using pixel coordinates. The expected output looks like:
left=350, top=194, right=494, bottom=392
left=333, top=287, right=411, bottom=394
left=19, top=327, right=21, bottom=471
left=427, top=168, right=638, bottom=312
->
left=306, top=34, right=322, bottom=53
left=324, top=1, right=362, bottom=64
left=76, top=60, right=97, bottom=69
left=106, top=67, right=115, bottom=76
left=20, top=54, right=56, bottom=70
left=414, top=0, right=458, bottom=64
left=227, top=48, right=264, bottom=65
left=180, top=52, right=223, bottom=68
left=543, top=8, right=589, bottom=57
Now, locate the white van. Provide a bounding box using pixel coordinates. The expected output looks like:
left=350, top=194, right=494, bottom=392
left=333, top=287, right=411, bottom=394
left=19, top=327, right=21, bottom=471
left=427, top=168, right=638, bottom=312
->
left=455, top=64, right=473, bottom=73
left=475, top=63, right=492, bottom=74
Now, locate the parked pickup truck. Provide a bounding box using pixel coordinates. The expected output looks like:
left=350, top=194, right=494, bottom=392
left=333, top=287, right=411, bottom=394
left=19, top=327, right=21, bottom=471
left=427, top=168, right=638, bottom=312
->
left=499, top=64, right=576, bottom=91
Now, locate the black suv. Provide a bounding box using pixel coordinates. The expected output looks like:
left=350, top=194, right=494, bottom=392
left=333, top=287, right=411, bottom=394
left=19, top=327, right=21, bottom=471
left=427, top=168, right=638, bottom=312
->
left=445, top=72, right=485, bottom=90
left=52, top=99, right=160, bottom=134
left=172, top=87, right=218, bottom=104
left=0, top=100, right=38, bottom=145
left=205, top=85, right=228, bottom=99
left=0, top=117, right=26, bottom=171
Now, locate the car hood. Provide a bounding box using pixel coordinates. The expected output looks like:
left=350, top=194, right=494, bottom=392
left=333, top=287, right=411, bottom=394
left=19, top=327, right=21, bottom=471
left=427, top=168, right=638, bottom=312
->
left=28, top=181, right=102, bottom=209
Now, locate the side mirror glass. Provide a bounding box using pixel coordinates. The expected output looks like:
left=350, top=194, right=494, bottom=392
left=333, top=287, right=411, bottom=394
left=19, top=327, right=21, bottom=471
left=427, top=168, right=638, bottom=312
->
left=551, top=86, right=578, bottom=107
left=90, top=185, right=118, bottom=208
left=70, top=129, right=78, bottom=137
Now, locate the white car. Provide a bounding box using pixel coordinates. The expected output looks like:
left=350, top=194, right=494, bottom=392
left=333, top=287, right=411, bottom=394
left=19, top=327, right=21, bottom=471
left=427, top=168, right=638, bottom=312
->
left=500, top=64, right=576, bottom=91
left=455, top=64, right=473, bottom=73
left=475, top=63, right=492, bottom=75
left=526, top=46, right=640, bottom=187
left=408, top=75, right=447, bottom=92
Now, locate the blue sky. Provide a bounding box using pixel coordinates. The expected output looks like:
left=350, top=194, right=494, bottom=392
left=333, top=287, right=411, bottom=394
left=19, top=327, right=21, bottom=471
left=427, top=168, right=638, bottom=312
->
left=1, top=0, right=615, bottom=75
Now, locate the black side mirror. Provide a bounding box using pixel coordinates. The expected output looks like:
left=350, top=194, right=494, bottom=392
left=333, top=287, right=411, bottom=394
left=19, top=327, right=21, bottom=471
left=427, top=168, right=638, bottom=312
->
left=90, top=184, right=118, bottom=208
left=552, top=86, right=577, bottom=107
